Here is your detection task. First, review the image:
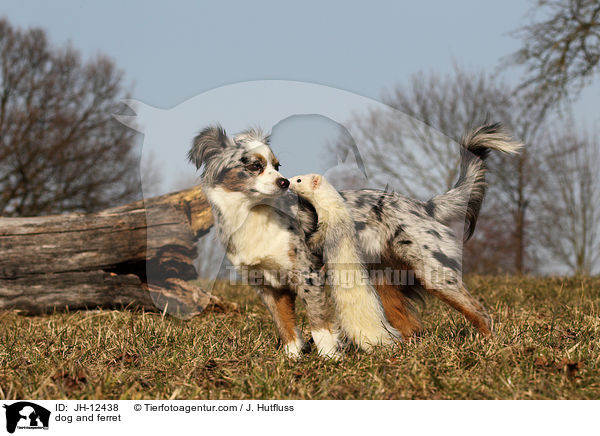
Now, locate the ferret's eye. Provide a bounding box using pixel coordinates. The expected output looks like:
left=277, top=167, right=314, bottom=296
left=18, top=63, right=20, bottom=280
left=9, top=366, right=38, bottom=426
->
left=296, top=178, right=301, bottom=183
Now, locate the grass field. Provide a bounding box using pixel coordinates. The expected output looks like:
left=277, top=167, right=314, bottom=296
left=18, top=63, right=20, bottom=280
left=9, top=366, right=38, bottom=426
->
left=0, top=275, right=598, bottom=400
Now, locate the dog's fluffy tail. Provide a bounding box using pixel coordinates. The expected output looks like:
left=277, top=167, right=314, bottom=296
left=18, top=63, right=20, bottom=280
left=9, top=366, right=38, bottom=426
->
left=427, top=123, right=522, bottom=240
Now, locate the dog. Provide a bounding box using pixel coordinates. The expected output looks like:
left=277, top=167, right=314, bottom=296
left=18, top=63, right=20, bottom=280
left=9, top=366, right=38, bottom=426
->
left=188, top=123, right=521, bottom=357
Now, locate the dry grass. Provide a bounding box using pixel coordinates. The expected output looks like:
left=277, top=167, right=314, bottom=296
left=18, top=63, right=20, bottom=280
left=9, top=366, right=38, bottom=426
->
left=0, top=275, right=598, bottom=399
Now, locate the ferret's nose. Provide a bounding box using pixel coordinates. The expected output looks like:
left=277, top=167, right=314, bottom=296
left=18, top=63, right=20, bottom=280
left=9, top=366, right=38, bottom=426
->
left=276, top=178, right=290, bottom=190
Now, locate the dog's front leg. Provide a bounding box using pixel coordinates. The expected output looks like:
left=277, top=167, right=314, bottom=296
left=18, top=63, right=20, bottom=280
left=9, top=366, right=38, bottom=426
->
left=255, top=286, right=304, bottom=358
left=301, top=287, right=341, bottom=359
left=295, top=271, right=341, bottom=359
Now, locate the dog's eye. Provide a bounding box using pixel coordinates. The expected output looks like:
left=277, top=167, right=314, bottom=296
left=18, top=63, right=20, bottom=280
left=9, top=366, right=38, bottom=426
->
left=248, top=162, right=263, bottom=172
left=273, top=163, right=280, bottom=171
left=296, top=178, right=301, bottom=183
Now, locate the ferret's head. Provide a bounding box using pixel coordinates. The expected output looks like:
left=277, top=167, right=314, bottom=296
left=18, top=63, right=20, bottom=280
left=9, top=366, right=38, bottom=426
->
left=289, top=173, right=322, bottom=199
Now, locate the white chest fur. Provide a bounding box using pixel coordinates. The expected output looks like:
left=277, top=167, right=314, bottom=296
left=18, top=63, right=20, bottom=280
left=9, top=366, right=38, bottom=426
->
left=228, top=205, right=292, bottom=270
left=205, top=187, right=294, bottom=285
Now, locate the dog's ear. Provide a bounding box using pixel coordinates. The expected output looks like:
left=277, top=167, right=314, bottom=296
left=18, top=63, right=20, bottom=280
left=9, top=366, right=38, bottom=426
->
left=188, top=124, right=231, bottom=169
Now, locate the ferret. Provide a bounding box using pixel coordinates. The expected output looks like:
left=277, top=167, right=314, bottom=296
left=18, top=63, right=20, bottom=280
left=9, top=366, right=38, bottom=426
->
left=290, top=173, right=402, bottom=350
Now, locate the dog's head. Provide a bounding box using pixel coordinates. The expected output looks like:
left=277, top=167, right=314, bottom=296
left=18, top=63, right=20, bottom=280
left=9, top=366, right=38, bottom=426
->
left=188, top=125, right=289, bottom=199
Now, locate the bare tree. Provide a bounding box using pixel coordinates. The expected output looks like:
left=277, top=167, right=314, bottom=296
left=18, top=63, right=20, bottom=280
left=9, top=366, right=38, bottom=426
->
left=537, top=124, right=600, bottom=275
left=0, top=18, right=140, bottom=217
left=329, top=67, right=546, bottom=274
left=509, top=0, right=600, bottom=111
left=140, top=150, right=164, bottom=198
left=333, top=67, right=517, bottom=198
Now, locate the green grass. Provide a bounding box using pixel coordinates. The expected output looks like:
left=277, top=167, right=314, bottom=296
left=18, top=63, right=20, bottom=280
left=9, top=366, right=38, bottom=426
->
left=0, top=276, right=599, bottom=399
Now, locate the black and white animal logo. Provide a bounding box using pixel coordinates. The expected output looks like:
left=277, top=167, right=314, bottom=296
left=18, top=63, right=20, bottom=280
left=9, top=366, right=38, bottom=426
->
left=2, top=402, right=50, bottom=434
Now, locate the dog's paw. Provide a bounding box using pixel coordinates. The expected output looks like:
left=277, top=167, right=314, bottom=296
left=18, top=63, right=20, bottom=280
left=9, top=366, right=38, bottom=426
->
left=312, top=329, right=342, bottom=359
left=320, top=348, right=343, bottom=360
left=284, top=338, right=305, bottom=359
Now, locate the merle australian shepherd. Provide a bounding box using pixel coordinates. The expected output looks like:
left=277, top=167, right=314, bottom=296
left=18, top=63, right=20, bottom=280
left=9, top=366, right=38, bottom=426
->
left=187, top=123, right=521, bottom=358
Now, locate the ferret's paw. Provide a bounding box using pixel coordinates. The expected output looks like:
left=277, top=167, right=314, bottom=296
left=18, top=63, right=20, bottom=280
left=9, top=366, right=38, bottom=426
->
left=357, top=339, right=375, bottom=353
left=356, top=330, right=401, bottom=352
left=381, top=329, right=403, bottom=345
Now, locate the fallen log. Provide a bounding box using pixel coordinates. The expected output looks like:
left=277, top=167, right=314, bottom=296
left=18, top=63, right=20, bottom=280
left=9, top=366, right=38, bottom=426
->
left=0, top=186, right=229, bottom=317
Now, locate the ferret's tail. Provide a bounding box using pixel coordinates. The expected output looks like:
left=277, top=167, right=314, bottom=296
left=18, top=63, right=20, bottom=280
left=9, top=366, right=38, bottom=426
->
left=426, top=123, right=522, bottom=240
left=329, top=241, right=402, bottom=350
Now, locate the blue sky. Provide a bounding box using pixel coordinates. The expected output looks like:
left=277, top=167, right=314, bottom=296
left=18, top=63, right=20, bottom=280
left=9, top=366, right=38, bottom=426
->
left=3, top=0, right=599, bottom=190
left=3, top=1, right=536, bottom=107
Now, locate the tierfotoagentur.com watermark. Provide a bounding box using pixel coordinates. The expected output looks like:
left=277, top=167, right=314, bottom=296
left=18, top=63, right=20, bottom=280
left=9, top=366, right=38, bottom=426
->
left=227, top=264, right=423, bottom=288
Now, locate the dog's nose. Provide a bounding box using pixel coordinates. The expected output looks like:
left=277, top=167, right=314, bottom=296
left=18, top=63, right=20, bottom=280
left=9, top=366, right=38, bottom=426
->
left=277, top=178, right=290, bottom=190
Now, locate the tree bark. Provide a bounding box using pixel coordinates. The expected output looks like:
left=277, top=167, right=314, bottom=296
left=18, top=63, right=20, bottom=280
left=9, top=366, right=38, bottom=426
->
left=514, top=152, right=527, bottom=275
left=0, top=186, right=230, bottom=317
